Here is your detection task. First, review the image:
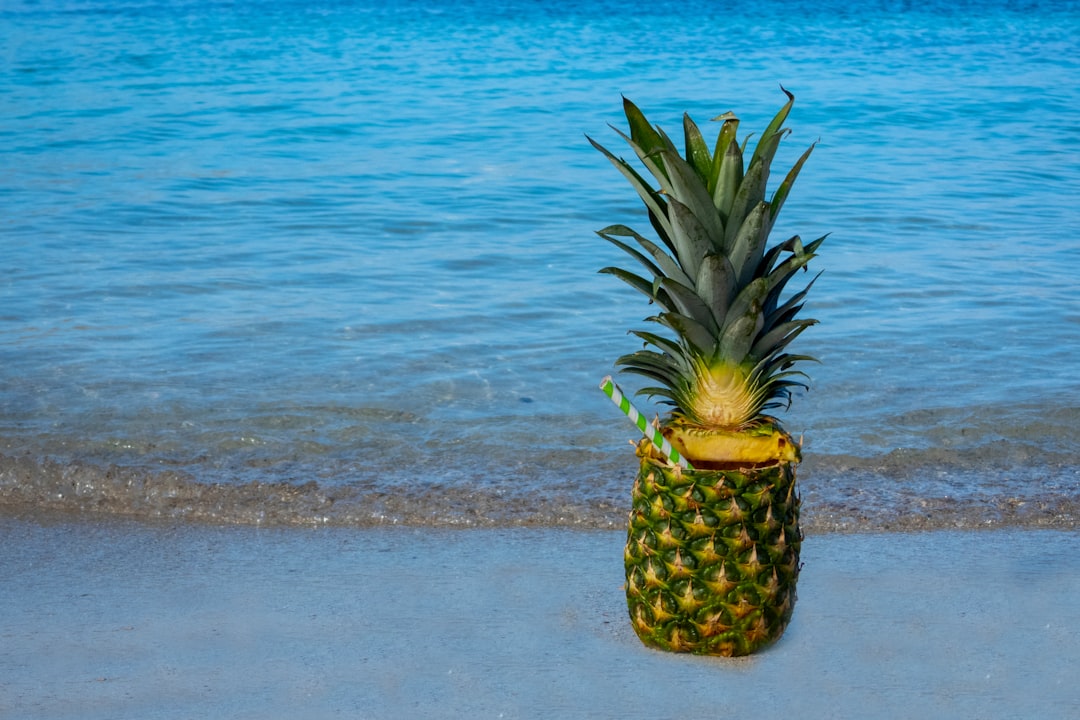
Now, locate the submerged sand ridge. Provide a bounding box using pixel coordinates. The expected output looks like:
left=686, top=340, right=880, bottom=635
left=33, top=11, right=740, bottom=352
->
left=1, top=517, right=1078, bottom=719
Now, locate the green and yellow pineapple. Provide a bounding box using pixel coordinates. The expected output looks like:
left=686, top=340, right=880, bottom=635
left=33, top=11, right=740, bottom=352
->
left=591, top=90, right=824, bottom=656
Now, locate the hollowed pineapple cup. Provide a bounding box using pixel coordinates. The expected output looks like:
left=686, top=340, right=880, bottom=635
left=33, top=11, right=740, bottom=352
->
left=624, top=438, right=802, bottom=656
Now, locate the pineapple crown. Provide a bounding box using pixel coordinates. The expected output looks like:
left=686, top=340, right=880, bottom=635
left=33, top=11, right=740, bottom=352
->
left=590, top=89, right=825, bottom=429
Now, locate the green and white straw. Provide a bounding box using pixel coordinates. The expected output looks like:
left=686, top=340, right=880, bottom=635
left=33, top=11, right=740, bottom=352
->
left=599, top=376, right=692, bottom=469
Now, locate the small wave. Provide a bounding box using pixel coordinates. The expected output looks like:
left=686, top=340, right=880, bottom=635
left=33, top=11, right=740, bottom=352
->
left=2, top=452, right=1077, bottom=534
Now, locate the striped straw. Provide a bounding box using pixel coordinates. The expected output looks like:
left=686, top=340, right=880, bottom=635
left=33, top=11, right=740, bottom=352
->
left=599, top=376, right=692, bottom=469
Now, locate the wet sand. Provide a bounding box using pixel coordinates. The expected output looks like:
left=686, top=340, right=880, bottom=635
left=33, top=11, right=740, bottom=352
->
left=1, top=515, right=1077, bottom=719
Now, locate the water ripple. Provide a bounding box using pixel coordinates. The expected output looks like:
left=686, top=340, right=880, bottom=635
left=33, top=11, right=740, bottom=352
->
left=1, top=0, right=1078, bottom=525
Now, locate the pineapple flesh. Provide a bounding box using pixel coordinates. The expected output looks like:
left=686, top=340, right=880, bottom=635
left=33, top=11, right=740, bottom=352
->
left=592, top=90, right=823, bottom=656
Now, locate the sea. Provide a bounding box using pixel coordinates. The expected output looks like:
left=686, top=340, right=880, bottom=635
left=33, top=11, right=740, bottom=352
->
left=2, top=0, right=1078, bottom=532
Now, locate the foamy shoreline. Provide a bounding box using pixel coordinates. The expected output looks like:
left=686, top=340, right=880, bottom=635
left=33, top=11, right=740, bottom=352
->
left=3, top=451, right=1079, bottom=533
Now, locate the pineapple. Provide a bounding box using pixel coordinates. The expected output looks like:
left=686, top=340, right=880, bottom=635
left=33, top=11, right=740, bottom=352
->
left=591, top=89, right=824, bottom=656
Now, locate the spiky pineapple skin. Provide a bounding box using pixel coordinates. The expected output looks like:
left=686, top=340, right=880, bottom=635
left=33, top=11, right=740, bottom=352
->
left=624, top=438, right=802, bottom=656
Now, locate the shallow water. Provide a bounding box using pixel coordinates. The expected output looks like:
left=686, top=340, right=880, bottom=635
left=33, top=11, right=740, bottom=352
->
left=2, top=0, right=1079, bottom=529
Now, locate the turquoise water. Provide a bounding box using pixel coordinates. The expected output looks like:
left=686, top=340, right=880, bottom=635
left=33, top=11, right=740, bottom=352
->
left=2, top=0, right=1079, bottom=529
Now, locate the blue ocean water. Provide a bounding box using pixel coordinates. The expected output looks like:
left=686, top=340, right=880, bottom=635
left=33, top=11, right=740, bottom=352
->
left=2, top=0, right=1079, bottom=529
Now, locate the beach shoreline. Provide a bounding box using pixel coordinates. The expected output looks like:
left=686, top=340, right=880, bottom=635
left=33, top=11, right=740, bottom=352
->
left=3, top=450, right=1079, bottom=533
left=2, top=515, right=1077, bottom=719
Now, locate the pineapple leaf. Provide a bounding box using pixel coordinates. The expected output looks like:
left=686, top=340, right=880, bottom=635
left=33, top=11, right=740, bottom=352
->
left=763, top=270, right=821, bottom=330
left=721, top=277, right=768, bottom=335
left=656, top=126, right=683, bottom=160
left=718, top=276, right=774, bottom=362
left=757, top=353, right=819, bottom=382
left=761, top=234, right=820, bottom=283
left=728, top=201, right=770, bottom=288
left=659, top=277, right=720, bottom=335
left=695, top=253, right=737, bottom=329
left=598, top=225, right=694, bottom=288
left=599, top=266, right=673, bottom=310
left=623, top=96, right=674, bottom=166
left=630, top=329, right=688, bottom=359
left=761, top=248, right=820, bottom=315
left=765, top=376, right=812, bottom=400
left=615, top=350, right=683, bottom=386
left=683, top=114, right=712, bottom=186
left=750, top=86, right=795, bottom=166
left=724, top=146, right=769, bottom=248
left=613, top=128, right=676, bottom=198
left=650, top=312, right=715, bottom=356
left=726, top=91, right=793, bottom=247
left=762, top=300, right=806, bottom=336
left=712, top=136, right=743, bottom=229
left=769, top=371, right=814, bottom=387
left=597, top=231, right=664, bottom=281
left=588, top=136, right=674, bottom=248
left=717, top=313, right=762, bottom=363
left=666, top=196, right=714, bottom=279
left=708, top=112, right=739, bottom=193
left=769, top=141, right=816, bottom=230
left=759, top=236, right=825, bottom=304
left=736, top=118, right=785, bottom=210
left=750, top=319, right=817, bottom=363
left=759, top=376, right=811, bottom=410
left=759, top=234, right=804, bottom=276
left=631, top=385, right=680, bottom=405
left=658, top=148, right=726, bottom=246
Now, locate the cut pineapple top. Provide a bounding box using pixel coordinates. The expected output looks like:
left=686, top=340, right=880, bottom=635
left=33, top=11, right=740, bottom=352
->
left=592, top=90, right=825, bottom=435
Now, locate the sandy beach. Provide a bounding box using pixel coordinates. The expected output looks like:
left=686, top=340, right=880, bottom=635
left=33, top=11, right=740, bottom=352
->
left=1, top=514, right=1077, bottom=719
